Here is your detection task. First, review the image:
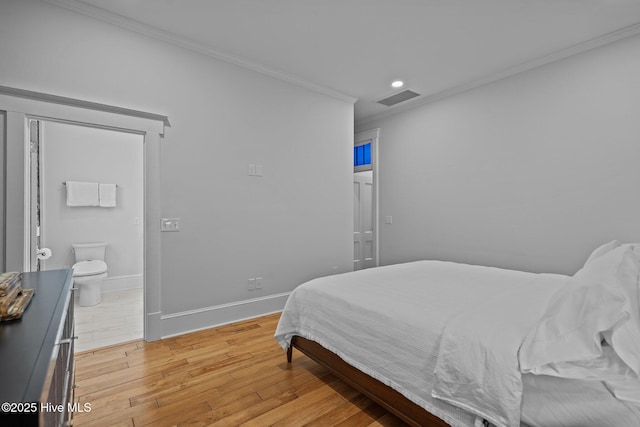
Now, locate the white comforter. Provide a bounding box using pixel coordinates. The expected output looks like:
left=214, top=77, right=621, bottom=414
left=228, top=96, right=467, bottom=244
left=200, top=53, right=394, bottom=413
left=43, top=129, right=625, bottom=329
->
left=432, top=272, right=564, bottom=426
left=275, top=260, right=567, bottom=427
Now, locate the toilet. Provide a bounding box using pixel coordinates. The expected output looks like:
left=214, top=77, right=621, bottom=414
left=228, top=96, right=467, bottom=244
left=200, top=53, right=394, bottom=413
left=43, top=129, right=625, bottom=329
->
left=72, top=242, right=108, bottom=307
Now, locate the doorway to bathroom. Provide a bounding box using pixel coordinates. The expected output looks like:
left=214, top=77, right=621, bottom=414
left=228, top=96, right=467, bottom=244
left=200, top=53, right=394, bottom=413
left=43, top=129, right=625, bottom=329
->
left=27, top=118, right=145, bottom=352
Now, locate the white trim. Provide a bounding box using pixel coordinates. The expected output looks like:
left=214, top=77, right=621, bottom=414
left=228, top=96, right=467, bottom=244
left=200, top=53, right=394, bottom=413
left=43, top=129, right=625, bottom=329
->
left=356, top=22, right=640, bottom=127
left=42, top=0, right=357, bottom=105
left=22, top=119, right=31, bottom=271
left=161, top=292, right=290, bottom=338
left=102, top=274, right=143, bottom=292
left=0, top=85, right=170, bottom=128
left=0, top=92, right=166, bottom=137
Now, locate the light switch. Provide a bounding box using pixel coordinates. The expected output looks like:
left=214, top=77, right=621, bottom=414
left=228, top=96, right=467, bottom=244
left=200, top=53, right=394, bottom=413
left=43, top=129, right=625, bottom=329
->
left=385, top=216, right=393, bottom=224
left=161, top=218, right=180, bottom=232
left=255, top=164, right=263, bottom=177
left=248, top=164, right=256, bottom=176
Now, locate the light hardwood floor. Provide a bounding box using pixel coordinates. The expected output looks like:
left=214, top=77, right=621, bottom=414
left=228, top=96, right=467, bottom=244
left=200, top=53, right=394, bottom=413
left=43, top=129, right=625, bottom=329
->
left=73, top=313, right=408, bottom=426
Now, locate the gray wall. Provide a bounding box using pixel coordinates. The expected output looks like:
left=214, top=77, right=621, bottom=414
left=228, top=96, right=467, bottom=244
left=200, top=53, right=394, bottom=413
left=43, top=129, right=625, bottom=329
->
left=357, top=33, right=640, bottom=275
left=0, top=0, right=354, bottom=332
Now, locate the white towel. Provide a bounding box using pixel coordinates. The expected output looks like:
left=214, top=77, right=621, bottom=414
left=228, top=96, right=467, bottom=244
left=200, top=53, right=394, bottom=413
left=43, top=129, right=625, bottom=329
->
left=99, top=183, right=117, bottom=207
left=66, top=181, right=99, bottom=206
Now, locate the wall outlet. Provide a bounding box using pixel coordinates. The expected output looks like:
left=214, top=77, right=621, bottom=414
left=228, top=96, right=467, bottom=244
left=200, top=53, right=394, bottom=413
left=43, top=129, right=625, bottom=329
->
left=248, top=277, right=263, bottom=290
left=248, top=163, right=256, bottom=176
left=332, top=266, right=338, bottom=274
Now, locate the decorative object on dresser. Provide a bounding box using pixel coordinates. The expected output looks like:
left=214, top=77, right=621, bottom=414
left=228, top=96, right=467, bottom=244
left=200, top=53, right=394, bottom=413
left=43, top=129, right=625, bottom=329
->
left=0, top=272, right=35, bottom=321
left=0, top=269, right=75, bottom=426
left=0, top=272, right=21, bottom=294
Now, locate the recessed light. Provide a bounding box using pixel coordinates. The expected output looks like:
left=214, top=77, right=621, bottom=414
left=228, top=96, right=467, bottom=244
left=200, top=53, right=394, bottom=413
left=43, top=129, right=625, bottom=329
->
left=391, top=80, right=404, bottom=88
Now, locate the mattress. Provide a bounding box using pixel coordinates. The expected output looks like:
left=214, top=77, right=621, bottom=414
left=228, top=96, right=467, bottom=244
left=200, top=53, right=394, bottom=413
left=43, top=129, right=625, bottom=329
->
left=274, top=260, right=640, bottom=426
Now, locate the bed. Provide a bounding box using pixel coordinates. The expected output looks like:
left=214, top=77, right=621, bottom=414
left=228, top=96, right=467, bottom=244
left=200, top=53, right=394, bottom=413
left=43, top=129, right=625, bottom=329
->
left=274, top=241, right=640, bottom=427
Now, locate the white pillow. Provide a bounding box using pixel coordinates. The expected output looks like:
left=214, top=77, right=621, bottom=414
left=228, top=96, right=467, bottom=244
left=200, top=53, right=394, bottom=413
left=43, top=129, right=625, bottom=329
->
left=620, top=243, right=640, bottom=261
left=584, top=240, right=621, bottom=266
left=520, top=343, right=634, bottom=379
left=520, top=246, right=640, bottom=381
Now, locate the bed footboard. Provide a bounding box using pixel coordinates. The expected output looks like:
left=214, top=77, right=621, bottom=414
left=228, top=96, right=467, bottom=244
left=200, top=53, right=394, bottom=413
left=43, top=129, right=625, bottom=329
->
left=288, top=335, right=450, bottom=427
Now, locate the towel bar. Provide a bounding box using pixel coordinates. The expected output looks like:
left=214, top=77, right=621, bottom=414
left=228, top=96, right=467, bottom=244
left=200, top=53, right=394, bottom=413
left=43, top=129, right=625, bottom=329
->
left=63, top=182, right=118, bottom=187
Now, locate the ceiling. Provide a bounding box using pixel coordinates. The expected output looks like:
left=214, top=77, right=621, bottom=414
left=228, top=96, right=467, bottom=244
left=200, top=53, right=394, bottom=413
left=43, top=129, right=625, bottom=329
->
left=50, top=0, right=640, bottom=124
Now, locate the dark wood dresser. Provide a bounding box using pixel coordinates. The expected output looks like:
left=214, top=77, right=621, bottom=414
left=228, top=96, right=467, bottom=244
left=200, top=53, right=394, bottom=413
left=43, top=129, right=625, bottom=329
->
left=0, top=269, right=75, bottom=426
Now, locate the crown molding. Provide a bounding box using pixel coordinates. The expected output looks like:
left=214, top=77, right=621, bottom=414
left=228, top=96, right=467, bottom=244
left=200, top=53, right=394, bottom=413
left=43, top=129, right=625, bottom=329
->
left=42, top=0, right=357, bottom=105
left=41, top=0, right=640, bottom=122
left=356, top=21, right=640, bottom=128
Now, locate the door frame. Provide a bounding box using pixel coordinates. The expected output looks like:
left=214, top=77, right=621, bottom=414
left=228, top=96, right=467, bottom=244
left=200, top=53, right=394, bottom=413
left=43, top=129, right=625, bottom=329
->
left=354, top=128, right=379, bottom=268
left=26, top=118, right=41, bottom=271
left=1, top=86, right=167, bottom=342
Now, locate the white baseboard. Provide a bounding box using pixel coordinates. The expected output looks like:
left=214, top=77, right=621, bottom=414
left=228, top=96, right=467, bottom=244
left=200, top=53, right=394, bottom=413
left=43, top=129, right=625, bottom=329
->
left=102, top=274, right=143, bottom=293
left=161, top=292, right=290, bottom=339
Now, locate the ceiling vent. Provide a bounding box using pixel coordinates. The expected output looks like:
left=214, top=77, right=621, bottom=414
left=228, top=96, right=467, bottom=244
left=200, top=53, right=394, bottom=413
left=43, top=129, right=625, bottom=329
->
left=377, top=90, right=421, bottom=107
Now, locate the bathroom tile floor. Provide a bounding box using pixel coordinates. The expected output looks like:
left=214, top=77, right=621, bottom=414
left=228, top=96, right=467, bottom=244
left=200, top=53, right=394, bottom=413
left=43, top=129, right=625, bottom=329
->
left=74, top=288, right=143, bottom=353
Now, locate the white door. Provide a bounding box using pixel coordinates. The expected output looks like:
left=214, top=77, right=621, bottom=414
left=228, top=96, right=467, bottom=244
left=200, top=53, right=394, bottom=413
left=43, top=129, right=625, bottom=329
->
left=354, top=171, right=375, bottom=270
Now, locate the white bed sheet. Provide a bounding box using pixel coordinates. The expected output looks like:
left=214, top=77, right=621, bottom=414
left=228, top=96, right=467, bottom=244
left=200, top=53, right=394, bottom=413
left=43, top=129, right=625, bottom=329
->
left=521, top=374, right=640, bottom=427
left=275, top=260, right=556, bottom=426
left=274, top=260, right=640, bottom=427
left=432, top=272, right=565, bottom=426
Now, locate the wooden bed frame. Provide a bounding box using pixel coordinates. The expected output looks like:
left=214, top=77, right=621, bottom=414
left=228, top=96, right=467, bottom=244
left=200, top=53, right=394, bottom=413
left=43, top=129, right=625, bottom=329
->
left=287, top=335, right=450, bottom=427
